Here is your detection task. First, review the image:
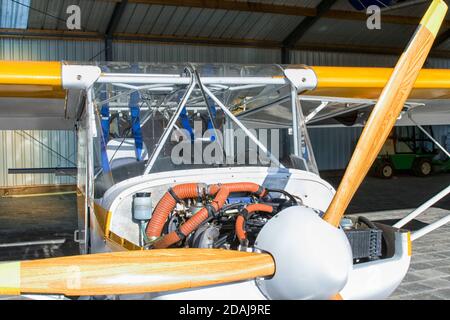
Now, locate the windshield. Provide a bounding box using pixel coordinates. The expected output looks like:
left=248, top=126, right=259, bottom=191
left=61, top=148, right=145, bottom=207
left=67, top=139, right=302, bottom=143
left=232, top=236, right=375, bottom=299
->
left=91, top=63, right=318, bottom=198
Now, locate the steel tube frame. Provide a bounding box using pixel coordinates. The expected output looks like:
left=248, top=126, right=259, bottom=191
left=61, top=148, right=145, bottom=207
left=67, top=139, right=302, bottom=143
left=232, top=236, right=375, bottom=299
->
left=143, top=76, right=196, bottom=174
left=290, top=85, right=300, bottom=156
left=393, top=184, right=450, bottom=229
left=412, top=209, right=450, bottom=241
left=305, top=101, right=329, bottom=123
left=392, top=113, right=450, bottom=234
left=98, top=75, right=288, bottom=85
left=201, top=85, right=283, bottom=168
left=409, top=115, right=450, bottom=158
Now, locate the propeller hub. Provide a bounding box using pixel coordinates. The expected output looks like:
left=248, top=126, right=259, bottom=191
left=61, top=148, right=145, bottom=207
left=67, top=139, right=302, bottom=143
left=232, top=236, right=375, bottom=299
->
left=254, top=206, right=352, bottom=300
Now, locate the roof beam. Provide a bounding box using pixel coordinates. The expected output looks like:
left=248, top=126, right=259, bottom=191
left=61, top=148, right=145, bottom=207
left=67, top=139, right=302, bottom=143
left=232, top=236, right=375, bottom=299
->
left=106, top=0, right=450, bottom=28
left=113, top=32, right=279, bottom=48
left=105, top=0, right=129, bottom=61
left=125, top=0, right=316, bottom=16
left=281, top=0, right=338, bottom=63
left=294, top=42, right=450, bottom=59
left=0, top=28, right=279, bottom=48
left=0, top=28, right=103, bottom=40
left=2, top=28, right=450, bottom=59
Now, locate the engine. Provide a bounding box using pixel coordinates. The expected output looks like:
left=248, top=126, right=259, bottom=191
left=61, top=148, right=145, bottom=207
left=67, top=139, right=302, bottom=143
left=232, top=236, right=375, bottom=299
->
left=132, top=181, right=383, bottom=264
left=134, top=182, right=299, bottom=251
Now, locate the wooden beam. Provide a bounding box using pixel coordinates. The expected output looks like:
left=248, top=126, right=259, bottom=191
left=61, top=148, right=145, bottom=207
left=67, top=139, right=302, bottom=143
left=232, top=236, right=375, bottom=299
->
left=1, top=28, right=450, bottom=59
left=113, top=32, right=279, bottom=48
left=295, top=42, right=450, bottom=59
left=0, top=28, right=279, bottom=48
left=102, top=0, right=450, bottom=28
left=295, top=42, right=404, bottom=55
left=323, top=10, right=433, bottom=26
left=0, top=28, right=102, bottom=41
left=126, top=0, right=316, bottom=16
left=0, top=184, right=76, bottom=197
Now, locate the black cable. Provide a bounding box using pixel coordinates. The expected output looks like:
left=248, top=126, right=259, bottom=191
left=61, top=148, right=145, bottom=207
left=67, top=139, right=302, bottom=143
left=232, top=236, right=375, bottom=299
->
left=358, top=216, right=377, bottom=229
left=9, top=0, right=67, bottom=24
left=107, top=100, right=145, bottom=165
left=265, top=188, right=298, bottom=205
left=89, top=47, right=107, bottom=61
left=15, top=131, right=76, bottom=166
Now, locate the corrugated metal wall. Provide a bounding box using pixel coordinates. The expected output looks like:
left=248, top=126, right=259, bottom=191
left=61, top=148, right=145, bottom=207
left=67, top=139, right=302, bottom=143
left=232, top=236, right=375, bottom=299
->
left=432, top=125, right=450, bottom=151
left=0, top=39, right=99, bottom=187
left=290, top=50, right=398, bottom=67
left=0, top=131, right=76, bottom=187
left=113, top=42, right=281, bottom=64
left=0, top=38, right=104, bottom=61
left=309, top=127, right=363, bottom=171
left=291, top=51, right=450, bottom=170
left=0, top=38, right=449, bottom=186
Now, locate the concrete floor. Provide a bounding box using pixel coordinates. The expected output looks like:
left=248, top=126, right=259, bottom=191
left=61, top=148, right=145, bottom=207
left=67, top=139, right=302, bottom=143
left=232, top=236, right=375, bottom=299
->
left=325, top=171, right=450, bottom=213
left=359, top=208, right=450, bottom=300
left=0, top=172, right=449, bottom=299
left=0, top=193, right=78, bottom=261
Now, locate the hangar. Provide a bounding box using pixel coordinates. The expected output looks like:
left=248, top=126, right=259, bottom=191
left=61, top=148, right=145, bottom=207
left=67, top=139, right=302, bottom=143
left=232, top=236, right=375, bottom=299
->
left=0, top=0, right=449, bottom=300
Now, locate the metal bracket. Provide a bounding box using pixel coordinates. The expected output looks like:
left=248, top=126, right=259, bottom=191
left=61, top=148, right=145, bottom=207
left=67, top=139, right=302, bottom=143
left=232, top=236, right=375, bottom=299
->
left=62, top=65, right=101, bottom=90
left=74, top=230, right=85, bottom=243
left=283, top=68, right=317, bottom=91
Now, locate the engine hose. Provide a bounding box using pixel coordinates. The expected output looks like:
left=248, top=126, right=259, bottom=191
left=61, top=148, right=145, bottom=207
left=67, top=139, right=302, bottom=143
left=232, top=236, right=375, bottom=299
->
left=358, top=215, right=377, bottom=229
left=153, top=186, right=230, bottom=249
left=150, top=182, right=267, bottom=248
left=146, top=183, right=205, bottom=238
left=235, top=204, right=273, bottom=242
left=209, top=182, right=267, bottom=197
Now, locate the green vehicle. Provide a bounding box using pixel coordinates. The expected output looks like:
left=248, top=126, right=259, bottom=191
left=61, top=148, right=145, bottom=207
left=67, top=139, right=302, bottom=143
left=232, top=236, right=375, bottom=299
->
left=372, top=126, right=449, bottom=179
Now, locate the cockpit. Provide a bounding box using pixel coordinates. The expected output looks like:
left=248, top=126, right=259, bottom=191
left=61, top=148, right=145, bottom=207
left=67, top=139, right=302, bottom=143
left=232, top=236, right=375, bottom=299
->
left=84, top=63, right=318, bottom=198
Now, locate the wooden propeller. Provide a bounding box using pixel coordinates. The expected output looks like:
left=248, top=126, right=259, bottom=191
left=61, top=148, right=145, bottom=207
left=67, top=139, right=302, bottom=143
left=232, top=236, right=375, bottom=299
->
left=0, top=249, right=275, bottom=296
left=323, top=0, right=448, bottom=227
left=0, top=0, right=446, bottom=299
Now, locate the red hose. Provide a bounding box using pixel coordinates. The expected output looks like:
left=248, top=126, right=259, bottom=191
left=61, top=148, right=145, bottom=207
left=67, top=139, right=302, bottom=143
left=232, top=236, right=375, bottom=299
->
left=146, top=183, right=201, bottom=238
left=149, top=182, right=267, bottom=248
left=235, top=204, right=273, bottom=242
left=209, top=182, right=267, bottom=196
left=153, top=186, right=230, bottom=249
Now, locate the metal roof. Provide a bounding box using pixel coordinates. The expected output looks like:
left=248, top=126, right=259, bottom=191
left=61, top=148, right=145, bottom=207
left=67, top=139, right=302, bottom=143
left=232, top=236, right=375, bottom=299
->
left=2, top=0, right=450, bottom=56
left=111, top=3, right=305, bottom=41
left=1, top=0, right=30, bottom=29
left=28, top=0, right=115, bottom=32
left=298, top=18, right=416, bottom=48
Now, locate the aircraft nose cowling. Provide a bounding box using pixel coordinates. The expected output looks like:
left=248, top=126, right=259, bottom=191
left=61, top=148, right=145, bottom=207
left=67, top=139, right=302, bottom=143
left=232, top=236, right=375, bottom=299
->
left=254, top=206, right=353, bottom=300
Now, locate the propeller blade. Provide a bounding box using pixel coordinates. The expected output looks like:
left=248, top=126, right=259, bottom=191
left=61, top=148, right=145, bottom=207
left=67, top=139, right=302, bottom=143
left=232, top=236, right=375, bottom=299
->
left=323, top=0, right=448, bottom=227
left=0, top=249, right=274, bottom=296
left=330, top=293, right=343, bottom=300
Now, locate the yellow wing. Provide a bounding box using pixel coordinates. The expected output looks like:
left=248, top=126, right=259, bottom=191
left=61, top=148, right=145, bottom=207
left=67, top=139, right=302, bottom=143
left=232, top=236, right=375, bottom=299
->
left=0, top=61, right=65, bottom=98
left=309, top=66, right=450, bottom=100
left=1, top=61, right=450, bottom=130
